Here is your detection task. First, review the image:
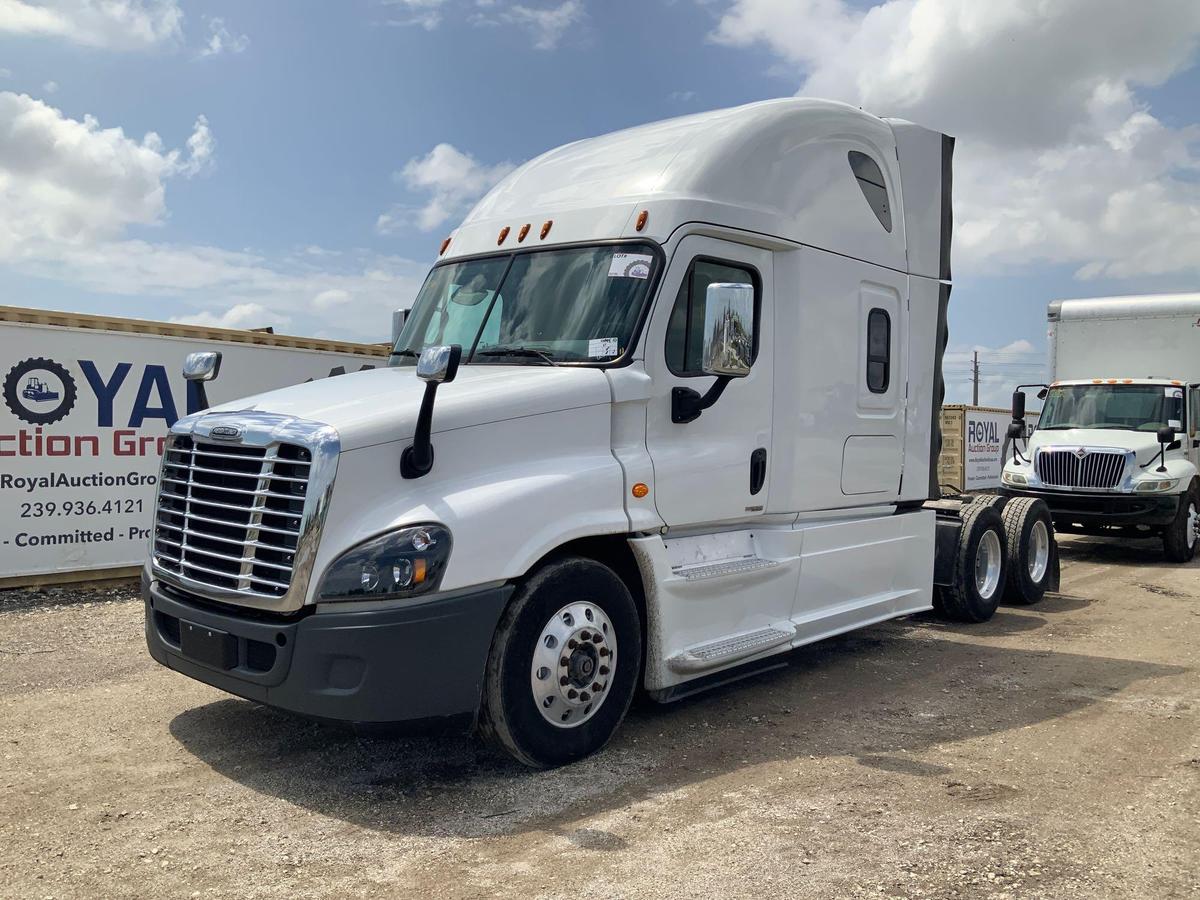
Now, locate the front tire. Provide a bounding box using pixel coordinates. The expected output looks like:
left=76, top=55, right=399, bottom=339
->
left=1163, top=483, right=1199, bottom=563
left=479, top=557, right=642, bottom=768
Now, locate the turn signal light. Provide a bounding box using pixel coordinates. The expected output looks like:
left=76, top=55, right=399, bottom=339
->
left=632, top=482, right=649, bottom=498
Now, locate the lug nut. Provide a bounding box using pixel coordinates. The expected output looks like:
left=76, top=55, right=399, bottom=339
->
left=568, top=689, right=578, bottom=700
left=592, top=682, right=601, bottom=691
left=580, top=630, right=591, bottom=641
left=560, top=657, right=569, bottom=667
left=560, top=676, right=569, bottom=686
left=599, top=665, right=609, bottom=675
left=568, top=639, right=578, bottom=649
left=580, top=691, right=590, bottom=702
left=599, top=647, right=609, bottom=657
left=592, top=633, right=603, bottom=643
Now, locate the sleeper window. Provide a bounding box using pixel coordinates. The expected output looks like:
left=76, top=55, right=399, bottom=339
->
left=666, top=259, right=757, bottom=376
left=848, top=151, right=893, bottom=232
left=867, top=308, right=890, bottom=393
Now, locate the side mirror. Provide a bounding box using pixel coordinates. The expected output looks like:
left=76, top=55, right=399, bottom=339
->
left=701, top=283, right=754, bottom=378
left=183, top=351, right=222, bottom=412
left=1011, top=389, right=1026, bottom=421
left=1157, top=425, right=1176, bottom=446
left=416, top=344, right=462, bottom=384
left=183, top=351, right=222, bottom=382
left=1007, top=421, right=1025, bottom=440
left=402, top=344, right=462, bottom=479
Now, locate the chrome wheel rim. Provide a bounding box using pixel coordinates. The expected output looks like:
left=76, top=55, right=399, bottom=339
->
left=530, top=601, right=616, bottom=729
left=1028, top=519, right=1050, bottom=582
left=975, top=530, right=1002, bottom=599
left=1188, top=503, right=1198, bottom=550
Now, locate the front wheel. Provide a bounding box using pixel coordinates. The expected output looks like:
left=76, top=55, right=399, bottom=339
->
left=1163, top=483, right=1199, bottom=563
left=479, top=557, right=642, bottom=768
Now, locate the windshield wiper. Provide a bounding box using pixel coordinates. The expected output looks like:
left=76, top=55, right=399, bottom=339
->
left=390, top=348, right=419, bottom=360
left=473, top=347, right=556, bottom=366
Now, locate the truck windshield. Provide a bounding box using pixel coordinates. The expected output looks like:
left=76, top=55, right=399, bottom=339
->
left=1039, top=384, right=1183, bottom=432
left=391, top=244, right=659, bottom=366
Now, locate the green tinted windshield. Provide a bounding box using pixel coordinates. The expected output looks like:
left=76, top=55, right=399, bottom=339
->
left=391, top=244, right=659, bottom=366
left=1039, top=384, right=1183, bottom=431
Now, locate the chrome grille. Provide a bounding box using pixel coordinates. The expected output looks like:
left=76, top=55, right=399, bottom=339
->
left=1036, top=448, right=1126, bottom=490
left=153, top=436, right=312, bottom=597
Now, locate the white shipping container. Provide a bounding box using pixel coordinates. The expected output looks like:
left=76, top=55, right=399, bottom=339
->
left=0, top=307, right=386, bottom=585
left=938, top=405, right=1038, bottom=492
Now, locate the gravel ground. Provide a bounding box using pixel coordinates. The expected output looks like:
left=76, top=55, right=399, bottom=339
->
left=1, top=536, right=1197, bottom=899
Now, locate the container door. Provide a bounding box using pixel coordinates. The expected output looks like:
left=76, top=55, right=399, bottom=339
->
left=1189, top=385, right=1200, bottom=469
left=643, top=236, right=773, bottom=528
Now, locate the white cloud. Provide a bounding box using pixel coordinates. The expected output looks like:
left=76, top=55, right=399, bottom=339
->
left=381, top=142, right=515, bottom=232
left=0, top=92, right=428, bottom=341
left=0, top=68, right=12, bottom=79
left=41, top=79, right=58, bottom=93
left=495, top=0, right=583, bottom=50
left=668, top=90, right=697, bottom=103
left=0, top=0, right=183, bottom=50
left=312, top=288, right=351, bottom=310
left=710, top=0, right=1200, bottom=281
left=382, top=0, right=447, bottom=30
left=196, top=16, right=249, bottom=59
left=172, top=302, right=279, bottom=330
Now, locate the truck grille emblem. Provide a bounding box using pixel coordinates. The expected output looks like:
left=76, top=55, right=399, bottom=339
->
left=210, top=425, right=242, bottom=441
left=1074, top=447, right=1087, bottom=459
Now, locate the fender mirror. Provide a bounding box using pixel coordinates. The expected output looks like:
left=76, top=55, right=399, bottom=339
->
left=1007, top=421, right=1025, bottom=440
left=403, top=344, right=462, bottom=479
left=1155, top=425, right=1176, bottom=473
left=182, top=351, right=222, bottom=411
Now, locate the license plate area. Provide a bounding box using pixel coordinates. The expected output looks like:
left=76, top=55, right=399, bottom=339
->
left=179, top=620, right=238, bottom=670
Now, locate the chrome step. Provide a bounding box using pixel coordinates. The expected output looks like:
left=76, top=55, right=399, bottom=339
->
left=667, top=625, right=795, bottom=674
left=673, top=557, right=780, bottom=582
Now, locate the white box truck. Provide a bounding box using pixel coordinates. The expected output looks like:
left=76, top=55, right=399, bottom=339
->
left=142, top=100, right=1057, bottom=768
left=1001, top=294, right=1200, bottom=561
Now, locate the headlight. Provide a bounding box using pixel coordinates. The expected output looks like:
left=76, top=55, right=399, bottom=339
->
left=319, top=524, right=451, bottom=602
left=1002, top=470, right=1027, bottom=486
left=1134, top=478, right=1179, bottom=493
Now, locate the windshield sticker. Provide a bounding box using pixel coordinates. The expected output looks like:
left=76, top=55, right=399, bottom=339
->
left=588, top=337, right=619, bottom=358
left=1166, top=387, right=1184, bottom=399
left=608, top=253, right=653, bottom=279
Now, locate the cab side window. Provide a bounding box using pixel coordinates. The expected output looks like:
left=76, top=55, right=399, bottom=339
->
left=666, top=259, right=758, bottom=376
left=866, top=308, right=891, bottom=393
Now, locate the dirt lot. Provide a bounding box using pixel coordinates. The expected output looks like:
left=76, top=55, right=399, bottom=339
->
left=2, top=537, right=1197, bottom=899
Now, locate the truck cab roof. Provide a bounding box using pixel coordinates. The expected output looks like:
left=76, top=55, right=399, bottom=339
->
left=441, top=98, right=951, bottom=282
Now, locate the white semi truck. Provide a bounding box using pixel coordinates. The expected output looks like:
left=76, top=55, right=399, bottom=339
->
left=143, top=100, right=1056, bottom=767
left=1001, top=294, right=1200, bottom=561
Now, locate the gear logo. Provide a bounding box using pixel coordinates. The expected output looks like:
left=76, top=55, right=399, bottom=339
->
left=3, top=357, right=78, bottom=425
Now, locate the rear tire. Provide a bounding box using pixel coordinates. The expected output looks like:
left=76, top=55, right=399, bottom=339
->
left=1162, top=482, right=1199, bottom=563
left=479, top=557, right=642, bottom=768
left=939, top=504, right=1007, bottom=623
left=1001, top=497, right=1054, bottom=604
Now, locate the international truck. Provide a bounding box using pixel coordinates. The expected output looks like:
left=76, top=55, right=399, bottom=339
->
left=143, top=99, right=1057, bottom=768
left=1001, top=294, right=1200, bottom=562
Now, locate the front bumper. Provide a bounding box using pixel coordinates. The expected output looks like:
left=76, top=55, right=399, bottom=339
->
left=1000, top=487, right=1180, bottom=528
left=144, top=572, right=511, bottom=728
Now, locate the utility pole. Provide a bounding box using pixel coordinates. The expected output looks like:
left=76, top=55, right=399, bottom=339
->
left=972, top=350, right=980, bottom=406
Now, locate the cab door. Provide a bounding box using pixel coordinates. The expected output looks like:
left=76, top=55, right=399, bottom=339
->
left=1188, top=385, right=1200, bottom=468
left=643, top=235, right=773, bottom=528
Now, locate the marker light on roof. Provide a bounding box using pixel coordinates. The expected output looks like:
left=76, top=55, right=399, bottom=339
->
left=439, top=237, right=451, bottom=256
left=636, top=210, right=649, bottom=231
left=540, top=220, right=553, bottom=239
left=497, top=226, right=510, bottom=245
left=518, top=223, right=530, bottom=242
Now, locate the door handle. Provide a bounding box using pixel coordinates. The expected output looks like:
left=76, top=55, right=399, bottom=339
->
left=750, top=447, right=767, bottom=495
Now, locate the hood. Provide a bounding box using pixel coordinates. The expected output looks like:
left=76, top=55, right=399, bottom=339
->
left=1029, top=427, right=1163, bottom=465
left=200, top=365, right=613, bottom=451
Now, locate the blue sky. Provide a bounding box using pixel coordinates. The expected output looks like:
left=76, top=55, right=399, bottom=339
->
left=2, top=0, right=1199, bottom=405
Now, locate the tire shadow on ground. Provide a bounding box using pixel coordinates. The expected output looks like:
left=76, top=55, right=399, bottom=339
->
left=168, top=622, right=1185, bottom=840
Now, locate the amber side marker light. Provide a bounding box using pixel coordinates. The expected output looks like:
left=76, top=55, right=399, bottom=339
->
left=439, top=237, right=451, bottom=256
left=518, top=223, right=531, bottom=242
left=635, top=210, right=649, bottom=232
left=497, top=226, right=510, bottom=245
left=632, top=482, right=649, bottom=498
left=540, top=220, right=553, bottom=239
